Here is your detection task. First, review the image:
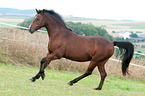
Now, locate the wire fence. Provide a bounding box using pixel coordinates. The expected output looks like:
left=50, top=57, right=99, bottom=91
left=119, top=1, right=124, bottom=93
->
left=0, top=21, right=145, bottom=68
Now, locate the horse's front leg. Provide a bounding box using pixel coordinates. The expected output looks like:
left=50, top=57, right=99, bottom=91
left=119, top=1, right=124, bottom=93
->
left=29, top=53, right=59, bottom=82
left=29, top=57, right=50, bottom=82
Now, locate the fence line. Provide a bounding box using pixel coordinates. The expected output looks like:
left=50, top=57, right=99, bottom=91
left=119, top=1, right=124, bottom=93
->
left=0, top=22, right=145, bottom=68
left=0, top=37, right=47, bottom=47
left=109, top=58, right=145, bottom=68
left=0, top=22, right=47, bottom=33
left=114, top=46, right=145, bottom=56
left=1, top=22, right=145, bottom=56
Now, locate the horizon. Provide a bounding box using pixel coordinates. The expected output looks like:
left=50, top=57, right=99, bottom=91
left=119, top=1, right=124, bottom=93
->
left=0, top=7, right=142, bottom=22
left=0, top=0, right=145, bottom=21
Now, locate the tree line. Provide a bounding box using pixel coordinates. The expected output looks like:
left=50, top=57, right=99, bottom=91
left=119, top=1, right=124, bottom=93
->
left=18, top=18, right=113, bottom=41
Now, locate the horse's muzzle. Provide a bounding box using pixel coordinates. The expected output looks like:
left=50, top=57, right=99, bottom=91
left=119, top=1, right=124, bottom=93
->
left=28, top=28, right=35, bottom=34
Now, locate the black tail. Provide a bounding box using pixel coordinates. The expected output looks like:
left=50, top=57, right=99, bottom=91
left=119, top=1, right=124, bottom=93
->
left=114, top=41, right=134, bottom=76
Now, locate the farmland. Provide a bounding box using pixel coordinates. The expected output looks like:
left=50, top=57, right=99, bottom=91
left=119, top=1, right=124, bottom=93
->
left=1, top=15, right=145, bottom=33
left=65, top=18, right=145, bottom=33
left=0, top=63, right=145, bottom=96
left=0, top=16, right=28, bottom=28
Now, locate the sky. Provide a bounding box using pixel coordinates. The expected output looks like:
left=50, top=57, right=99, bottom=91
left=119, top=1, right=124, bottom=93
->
left=1, top=0, right=145, bottom=21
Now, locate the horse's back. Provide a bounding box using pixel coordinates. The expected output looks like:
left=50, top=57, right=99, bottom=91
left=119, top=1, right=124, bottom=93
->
left=63, top=33, right=114, bottom=62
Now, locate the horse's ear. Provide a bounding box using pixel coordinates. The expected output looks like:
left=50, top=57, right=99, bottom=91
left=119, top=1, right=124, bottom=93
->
left=35, top=9, right=39, bottom=13
left=41, top=9, right=45, bottom=14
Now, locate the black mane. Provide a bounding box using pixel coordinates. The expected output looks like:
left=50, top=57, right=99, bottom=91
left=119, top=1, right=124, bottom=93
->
left=38, top=9, right=72, bottom=31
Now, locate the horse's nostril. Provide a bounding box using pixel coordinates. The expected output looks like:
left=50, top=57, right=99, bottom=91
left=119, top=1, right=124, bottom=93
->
left=28, top=28, right=35, bottom=34
left=28, top=28, right=31, bottom=32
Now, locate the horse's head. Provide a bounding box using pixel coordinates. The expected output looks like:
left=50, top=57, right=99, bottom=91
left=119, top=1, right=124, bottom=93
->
left=28, top=9, right=46, bottom=34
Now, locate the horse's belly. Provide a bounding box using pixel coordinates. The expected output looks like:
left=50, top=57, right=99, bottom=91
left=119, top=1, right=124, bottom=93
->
left=63, top=56, right=91, bottom=62
left=63, top=49, right=92, bottom=62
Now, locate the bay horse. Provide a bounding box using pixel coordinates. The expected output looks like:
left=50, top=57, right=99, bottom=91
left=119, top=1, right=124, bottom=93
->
left=28, top=9, right=134, bottom=90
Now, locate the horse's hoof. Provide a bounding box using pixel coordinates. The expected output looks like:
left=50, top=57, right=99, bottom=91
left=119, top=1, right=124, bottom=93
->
left=29, top=78, right=36, bottom=82
left=67, top=81, right=73, bottom=86
left=93, top=87, right=102, bottom=90
left=41, top=75, right=45, bottom=80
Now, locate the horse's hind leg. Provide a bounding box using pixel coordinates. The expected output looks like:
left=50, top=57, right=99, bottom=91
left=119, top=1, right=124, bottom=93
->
left=94, top=62, right=107, bottom=90
left=67, top=58, right=108, bottom=90
left=67, top=61, right=97, bottom=86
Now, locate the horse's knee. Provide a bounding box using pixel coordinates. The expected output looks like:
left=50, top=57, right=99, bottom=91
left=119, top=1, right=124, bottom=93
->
left=40, top=57, right=47, bottom=64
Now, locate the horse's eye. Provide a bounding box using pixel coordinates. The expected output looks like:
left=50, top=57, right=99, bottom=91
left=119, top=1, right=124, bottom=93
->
left=36, top=18, right=40, bottom=21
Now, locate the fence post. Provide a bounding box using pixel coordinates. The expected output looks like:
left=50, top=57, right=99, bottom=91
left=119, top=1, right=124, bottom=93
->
left=13, top=29, right=16, bottom=40
left=25, top=31, right=28, bottom=42
left=6, top=41, right=9, bottom=63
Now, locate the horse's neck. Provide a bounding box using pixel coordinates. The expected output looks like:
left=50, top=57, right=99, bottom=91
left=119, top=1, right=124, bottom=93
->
left=45, top=15, right=66, bottom=39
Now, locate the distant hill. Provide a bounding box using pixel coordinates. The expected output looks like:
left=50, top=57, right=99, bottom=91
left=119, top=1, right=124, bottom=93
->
left=120, top=19, right=134, bottom=21
left=0, top=8, right=35, bottom=16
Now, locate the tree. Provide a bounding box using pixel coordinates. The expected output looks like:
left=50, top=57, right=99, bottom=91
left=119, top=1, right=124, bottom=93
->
left=66, top=22, right=113, bottom=41
left=129, top=33, right=138, bottom=38
left=18, top=18, right=33, bottom=30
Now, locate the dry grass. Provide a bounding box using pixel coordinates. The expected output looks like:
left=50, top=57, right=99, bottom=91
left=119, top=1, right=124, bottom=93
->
left=0, top=28, right=145, bottom=82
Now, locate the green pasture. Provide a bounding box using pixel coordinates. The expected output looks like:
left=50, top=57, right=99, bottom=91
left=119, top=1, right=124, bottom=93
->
left=0, top=63, right=145, bottom=96
left=134, top=43, right=145, bottom=53
left=135, top=47, right=145, bottom=53
left=112, top=22, right=145, bottom=29
left=0, top=21, right=19, bottom=28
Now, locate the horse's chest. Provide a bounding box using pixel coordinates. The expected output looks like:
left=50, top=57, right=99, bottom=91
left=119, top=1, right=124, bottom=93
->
left=48, top=42, right=62, bottom=53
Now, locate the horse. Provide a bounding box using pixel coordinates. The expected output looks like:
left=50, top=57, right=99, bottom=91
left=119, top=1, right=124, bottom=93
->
left=28, top=9, right=134, bottom=90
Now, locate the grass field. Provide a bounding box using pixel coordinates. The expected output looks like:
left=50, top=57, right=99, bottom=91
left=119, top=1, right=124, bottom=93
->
left=112, top=22, right=145, bottom=29
left=0, top=21, right=19, bottom=28
left=0, top=16, right=27, bottom=28
left=0, top=63, right=145, bottom=96
left=65, top=18, right=145, bottom=29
